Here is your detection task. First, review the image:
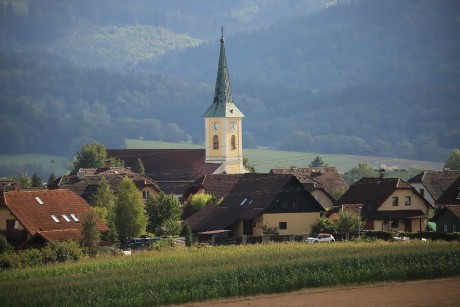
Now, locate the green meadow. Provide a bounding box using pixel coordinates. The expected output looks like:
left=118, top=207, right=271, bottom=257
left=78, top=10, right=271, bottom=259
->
left=1, top=241, right=459, bottom=306
left=0, top=139, right=442, bottom=179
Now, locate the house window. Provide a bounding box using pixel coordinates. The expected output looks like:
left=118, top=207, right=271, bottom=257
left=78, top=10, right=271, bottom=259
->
left=314, top=194, right=320, bottom=202
left=292, top=200, right=299, bottom=210
left=404, top=196, right=411, bottom=206
left=51, top=215, right=60, bottom=223
left=231, top=135, right=236, bottom=150
left=444, top=225, right=448, bottom=233
left=391, top=220, right=399, bottom=228
left=279, top=222, right=287, bottom=230
left=70, top=214, right=79, bottom=222
left=392, top=197, right=399, bottom=206
left=453, top=225, right=457, bottom=232
left=14, top=220, right=19, bottom=229
left=282, top=200, right=288, bottom=209
left=35, top=196, right=44, bottom=205
left=213, top=135, right=219, bottom=150
left=419, top=189, right=424, bottom=197
left=142, top=191, right=150, bottom=200
left=62, top=214, right=71, bottom=222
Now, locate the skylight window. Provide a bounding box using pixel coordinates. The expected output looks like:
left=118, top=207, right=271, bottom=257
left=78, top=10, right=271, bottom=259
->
left=35, top=197, right=44, bottom=205
left=457, top=191, right=460, bottom=200
left=239, top=198, right=248, bottom=206
left=70, top=214, right=79, bottom=222
left=51, top=215, right=60, bottom=223
left=62, top=214, right=71, bottom=222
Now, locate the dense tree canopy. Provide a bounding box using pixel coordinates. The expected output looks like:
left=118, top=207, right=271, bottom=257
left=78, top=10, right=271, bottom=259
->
left=145, top=192, right=182, bottom=236
left=342, top=163, right=378, bottom=185
left=114, top=177, right=147, bottom=243
left=445, top=149, right=460, bottom=170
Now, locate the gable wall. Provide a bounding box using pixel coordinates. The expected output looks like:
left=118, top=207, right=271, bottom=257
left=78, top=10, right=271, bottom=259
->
left=258, top=212, right=320, bottom=235
left=379, top=189, right=428, bottom=213
left=0, top=207, right=25, bottom=231
left=435, top=211, right=460, bottom=233
left=410, top=183, right=435, bottom=206
left=310, top=189, right=334, bottom=209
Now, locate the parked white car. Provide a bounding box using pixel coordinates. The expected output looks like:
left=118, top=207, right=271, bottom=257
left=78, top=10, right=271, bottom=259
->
left=306, top=233, right=335, bottom=243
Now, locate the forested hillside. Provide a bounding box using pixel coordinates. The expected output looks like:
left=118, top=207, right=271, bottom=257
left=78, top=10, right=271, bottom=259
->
left=0, top=0, right=459, bottom=163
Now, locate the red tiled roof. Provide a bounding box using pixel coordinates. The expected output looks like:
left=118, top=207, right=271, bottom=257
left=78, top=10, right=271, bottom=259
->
left=2, top=189, right=109, bottom=237
left=408, top=170, right=460, bottom=201
left=107, top=149, right=222, bottom=194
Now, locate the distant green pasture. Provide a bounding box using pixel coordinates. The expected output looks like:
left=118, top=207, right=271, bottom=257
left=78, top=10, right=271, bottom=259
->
left=125, top=139, right=362, bottom=173
left=0, top=154, right=69, bottom=178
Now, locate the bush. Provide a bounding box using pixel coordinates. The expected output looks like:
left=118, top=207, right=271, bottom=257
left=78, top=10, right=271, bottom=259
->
left=18, top=248, right=43, bottom=267
left=46, top=241, right=84, bottom=262
left=0, top=235, right=12, bottom=254
left=0, top=254, right=13, bottom=269
left=364, top=231, right=392, bottom=241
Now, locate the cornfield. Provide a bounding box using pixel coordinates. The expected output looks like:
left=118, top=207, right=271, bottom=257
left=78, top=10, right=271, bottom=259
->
left=1, top=241, right=459, bottom=306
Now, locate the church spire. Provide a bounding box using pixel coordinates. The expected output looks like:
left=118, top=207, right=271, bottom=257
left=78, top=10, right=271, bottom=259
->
left=202, top=27, right=244, bottom=118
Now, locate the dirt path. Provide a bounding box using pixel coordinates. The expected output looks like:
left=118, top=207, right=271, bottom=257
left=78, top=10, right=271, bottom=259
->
left=185, top=277, right=460, bottom=306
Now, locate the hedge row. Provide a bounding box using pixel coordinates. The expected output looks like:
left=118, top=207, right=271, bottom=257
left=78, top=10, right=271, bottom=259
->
left=0, top=241, right=84, bottom=269
left=364, top=231, right=460, bottom=241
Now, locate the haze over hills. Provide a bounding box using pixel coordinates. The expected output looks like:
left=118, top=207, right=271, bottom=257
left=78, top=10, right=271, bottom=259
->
left=0, top=0, right=459, bottom=170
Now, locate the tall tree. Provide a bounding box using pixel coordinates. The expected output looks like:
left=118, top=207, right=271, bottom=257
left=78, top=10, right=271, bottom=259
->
left=114, top=177, right=147, bottom=244
left=7, top=172, right=32, bottom=189
left=445, top=149, right=460, bottom=170
left=91, top=176, right=114, bottom=208
left=134, top=158, right=145, bottom=175
left=309, top=156, right=327, bottom=167
left=71, top=142, right=124, bottom=173
left=336, top=211, right=365, bottom=240
left=31, top=172, right=42, bottom=187
left=343, top=163, right=378, bottom=185
left=145, top=192, right=182, bottom=236
left=47, top=171, right=56, bottom=185
left=81, top=209, right=101, bottom=257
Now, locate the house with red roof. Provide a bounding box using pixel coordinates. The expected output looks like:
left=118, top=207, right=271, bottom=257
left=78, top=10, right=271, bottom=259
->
left=0, top=188, right=108, bottom=247
left=334, top=177, right=432, bottom=232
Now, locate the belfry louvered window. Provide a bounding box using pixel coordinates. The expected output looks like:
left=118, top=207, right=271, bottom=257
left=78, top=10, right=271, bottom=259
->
left=213, top=135, right=219, bottom=150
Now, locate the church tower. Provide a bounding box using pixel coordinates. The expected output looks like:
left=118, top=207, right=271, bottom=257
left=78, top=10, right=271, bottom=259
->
left=203, top=28, right=245, bottom=174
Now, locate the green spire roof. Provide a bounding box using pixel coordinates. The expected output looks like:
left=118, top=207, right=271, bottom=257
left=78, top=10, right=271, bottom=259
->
left=203, top=27, right=244, bottom=118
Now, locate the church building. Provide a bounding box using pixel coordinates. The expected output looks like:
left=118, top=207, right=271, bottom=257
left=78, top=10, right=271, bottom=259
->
left=203, top=27, right=245, bottom=174
left=107, top=29, right=247, bottom=196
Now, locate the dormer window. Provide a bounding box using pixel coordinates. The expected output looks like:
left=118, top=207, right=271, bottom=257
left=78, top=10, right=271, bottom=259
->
left=70, top=214, right=79, bottom=222
left=62, top=214, right=71, bottom=222
left=51, top=215, right=60, bottom=223
left=35, top=197, right=44, bottom=205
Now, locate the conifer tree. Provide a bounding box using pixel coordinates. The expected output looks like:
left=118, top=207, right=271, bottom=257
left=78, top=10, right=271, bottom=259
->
left=81, top=209, right=100, bottom=257
left=31, top=172, right=42, bottom=187
left=47, top=171, right=56, bottom=185
left=134, top=158, right=145, bottom=175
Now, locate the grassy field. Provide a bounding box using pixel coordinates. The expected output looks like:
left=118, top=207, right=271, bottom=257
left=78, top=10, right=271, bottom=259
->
left=1, top=241, right=459, bottom=306
left=0, top=139, right=442, bottom=179
left=0, top=154, right=69, bottom=179
left=125, top=139, right=442, bottom=173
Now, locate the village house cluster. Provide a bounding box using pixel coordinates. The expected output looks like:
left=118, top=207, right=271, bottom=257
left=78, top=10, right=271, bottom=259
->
left=1, top=29, right=459, bottom=249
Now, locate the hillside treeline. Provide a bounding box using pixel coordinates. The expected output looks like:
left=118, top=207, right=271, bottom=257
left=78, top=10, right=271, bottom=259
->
left=0, top=0, right=459, bottom=162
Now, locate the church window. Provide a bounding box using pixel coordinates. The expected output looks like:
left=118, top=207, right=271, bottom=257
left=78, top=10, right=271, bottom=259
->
left=213, top=135, right=219, bottom=149
left=231, top=135, right=236, bottom=150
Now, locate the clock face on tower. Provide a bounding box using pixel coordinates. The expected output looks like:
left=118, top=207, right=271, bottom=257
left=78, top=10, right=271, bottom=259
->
left=212, top=122, right=219, bottom=132
left=230, top=122, right=236, bottom=132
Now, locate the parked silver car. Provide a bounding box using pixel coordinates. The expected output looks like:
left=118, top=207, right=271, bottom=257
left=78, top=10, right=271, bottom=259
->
left=306, top=233, right=335, bottom=243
